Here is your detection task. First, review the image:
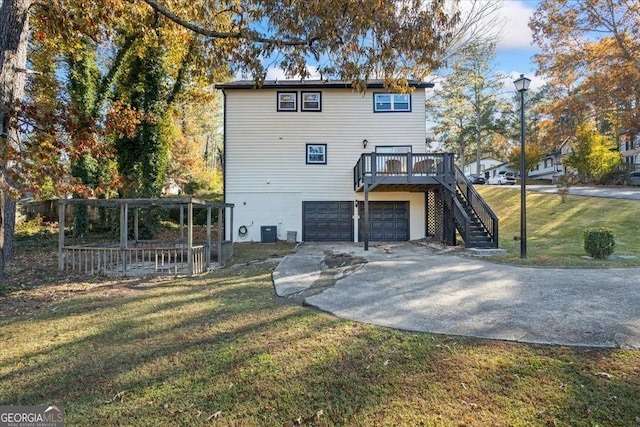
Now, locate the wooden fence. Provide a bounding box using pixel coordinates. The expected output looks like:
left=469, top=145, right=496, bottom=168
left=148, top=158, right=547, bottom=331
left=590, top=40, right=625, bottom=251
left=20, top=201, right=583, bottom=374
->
left=60, top=242, right=210, bottom=277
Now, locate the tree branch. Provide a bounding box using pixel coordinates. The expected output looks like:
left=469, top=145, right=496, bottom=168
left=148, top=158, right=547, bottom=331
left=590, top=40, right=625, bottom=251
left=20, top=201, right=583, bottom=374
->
left=92, top=33, right=139, bottom=118
left=139, top=0, right=309, bottom=46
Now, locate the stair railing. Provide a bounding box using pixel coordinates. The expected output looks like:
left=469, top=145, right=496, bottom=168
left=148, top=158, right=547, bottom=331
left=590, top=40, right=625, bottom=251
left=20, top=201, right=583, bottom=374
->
left=451, top=194, right=472, bottom=244
left=454, top=166, right=499, bottom=247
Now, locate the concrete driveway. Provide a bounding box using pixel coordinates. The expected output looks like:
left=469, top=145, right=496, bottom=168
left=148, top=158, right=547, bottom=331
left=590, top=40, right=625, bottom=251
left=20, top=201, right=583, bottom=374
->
left=272, top=242, right=640, bottom=349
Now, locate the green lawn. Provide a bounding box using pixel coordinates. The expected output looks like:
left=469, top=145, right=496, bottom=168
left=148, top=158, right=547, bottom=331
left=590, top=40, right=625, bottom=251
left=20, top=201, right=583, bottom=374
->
left=1, top=202, right=639, bottom=426
left=477, top=186, right=640, bottom=266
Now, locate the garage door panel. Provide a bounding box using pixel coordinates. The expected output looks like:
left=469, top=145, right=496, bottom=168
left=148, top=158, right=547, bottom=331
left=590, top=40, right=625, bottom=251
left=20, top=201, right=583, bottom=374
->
left=304, top=201, right=353, bottom=242
left=358, top=201, right=409, bottom=242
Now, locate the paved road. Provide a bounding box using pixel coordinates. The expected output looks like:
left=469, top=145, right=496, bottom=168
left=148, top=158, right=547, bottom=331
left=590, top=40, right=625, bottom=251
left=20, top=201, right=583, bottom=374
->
left=498, top=184, right=640, bottom=200
left=273, top=242, right=640, bottom=349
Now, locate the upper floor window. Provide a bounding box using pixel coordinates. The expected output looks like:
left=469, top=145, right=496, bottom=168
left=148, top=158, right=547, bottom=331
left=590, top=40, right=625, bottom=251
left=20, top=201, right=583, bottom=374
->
left=277, top=92, right=297, bottom=112
left=301, top=91, right=322, bottom=111
left=374, top=93, right=411, bottom=112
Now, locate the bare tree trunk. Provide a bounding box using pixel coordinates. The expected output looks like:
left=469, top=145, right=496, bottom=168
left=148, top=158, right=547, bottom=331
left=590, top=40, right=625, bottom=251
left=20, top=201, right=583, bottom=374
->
left=0, top=0, right=31, bottom=279
left=3, top=197, right=16, bottom=258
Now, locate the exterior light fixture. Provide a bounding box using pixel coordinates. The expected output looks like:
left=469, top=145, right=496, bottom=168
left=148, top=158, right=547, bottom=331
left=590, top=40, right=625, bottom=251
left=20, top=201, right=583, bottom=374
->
left=362, top=139, right=368, bottom=149
left=513, top=74, right=531, bottom=93
left=513, top=73, right=531, bottom=259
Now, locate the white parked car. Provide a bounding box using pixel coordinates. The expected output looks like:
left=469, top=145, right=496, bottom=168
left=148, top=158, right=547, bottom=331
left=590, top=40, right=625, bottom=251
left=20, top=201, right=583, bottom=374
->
left=487, top=172, right=516, bottom=185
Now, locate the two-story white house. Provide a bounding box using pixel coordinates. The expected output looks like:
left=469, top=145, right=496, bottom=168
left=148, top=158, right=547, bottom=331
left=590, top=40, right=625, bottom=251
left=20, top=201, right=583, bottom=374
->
left=218, top=80, right=498, bottom=249
left=619, top=129, right=640, bottom=171
left=463, top=157, right=502, bottom=177
left=529, top=137, right=577, bottom=183
left=528, top=156, right=557, bottom=182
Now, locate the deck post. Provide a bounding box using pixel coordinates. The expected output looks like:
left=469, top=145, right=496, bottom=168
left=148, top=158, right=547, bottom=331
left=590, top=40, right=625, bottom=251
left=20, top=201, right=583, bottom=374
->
left=187, top=200, right=194, bottom=276
left=180, top=205, right=184, bottom=242
left=119, top=203, right=128, bottom=248
left=371, top=153, right=377, bottom=177
left=134, top=207, right=139, bottom=242
left=120, top=202, right=128, bottom=275
left=364, top=183, right=369, bottom=251
left=58, top=202, right=65, bottom=271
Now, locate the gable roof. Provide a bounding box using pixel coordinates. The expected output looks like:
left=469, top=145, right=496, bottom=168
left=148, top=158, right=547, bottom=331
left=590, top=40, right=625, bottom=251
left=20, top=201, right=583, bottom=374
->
left=216, top=79, right=434, bottom=90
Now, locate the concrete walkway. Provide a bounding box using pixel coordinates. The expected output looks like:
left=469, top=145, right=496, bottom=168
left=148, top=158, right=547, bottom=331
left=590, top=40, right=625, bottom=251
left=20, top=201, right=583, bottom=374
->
left=272, top=242, right=640, bottom=349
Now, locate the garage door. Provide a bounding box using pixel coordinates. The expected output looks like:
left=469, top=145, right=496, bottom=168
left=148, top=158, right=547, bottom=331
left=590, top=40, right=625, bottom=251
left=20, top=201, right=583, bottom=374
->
left=303, top=201, right=353, bottom=242
left=358, top=201, right=409, bottom=241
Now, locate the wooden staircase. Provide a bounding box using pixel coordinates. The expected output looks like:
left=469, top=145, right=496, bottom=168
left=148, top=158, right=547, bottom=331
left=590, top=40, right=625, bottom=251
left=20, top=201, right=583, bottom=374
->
left=450, top=166, right=499, bottom=249
left=456, top=190, right=496, bottom=248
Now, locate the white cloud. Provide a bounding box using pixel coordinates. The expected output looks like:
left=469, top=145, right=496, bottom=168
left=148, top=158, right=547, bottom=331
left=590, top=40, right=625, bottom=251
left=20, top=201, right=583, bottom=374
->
left=495, top=1, right=538, bottom=50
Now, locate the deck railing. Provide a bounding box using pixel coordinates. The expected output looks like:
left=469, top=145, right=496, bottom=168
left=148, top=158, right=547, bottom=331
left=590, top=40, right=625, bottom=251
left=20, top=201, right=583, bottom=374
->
left=454, top=166, right=499, bottom=246
left=60, top=242, right=211, bottom=277
left=354, top=152, right=455, bottom=189
left=451, top=195, right=472, bottom=242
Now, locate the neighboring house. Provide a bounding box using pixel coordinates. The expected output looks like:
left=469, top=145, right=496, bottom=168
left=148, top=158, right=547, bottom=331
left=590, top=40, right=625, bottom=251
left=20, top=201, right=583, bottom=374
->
left=463, top=157, right=502, bottom=177
left=485, top=163, right=517, bottom=179
left=619, top=128, right=640, bottom=171
left=217, top=80, right=498, bottom=248
left=529, top=137, right=576, bottom=183
left=528, top=155, right=557, bottom=181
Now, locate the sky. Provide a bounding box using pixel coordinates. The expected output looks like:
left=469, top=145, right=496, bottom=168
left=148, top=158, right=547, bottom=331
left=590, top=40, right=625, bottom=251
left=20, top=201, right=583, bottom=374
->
left=493, top=0, right=544, bottom=90
left=263, top=0, right=544, bottom=90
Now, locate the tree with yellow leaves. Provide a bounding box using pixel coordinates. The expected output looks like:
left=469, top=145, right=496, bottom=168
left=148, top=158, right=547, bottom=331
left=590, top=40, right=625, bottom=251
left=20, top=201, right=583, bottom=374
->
left=530, top=0, right=640, bottom=141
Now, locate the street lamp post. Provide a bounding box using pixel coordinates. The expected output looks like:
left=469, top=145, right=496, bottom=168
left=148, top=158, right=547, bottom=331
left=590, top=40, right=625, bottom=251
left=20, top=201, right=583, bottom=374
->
left=514, top=74, right=531, bottom=259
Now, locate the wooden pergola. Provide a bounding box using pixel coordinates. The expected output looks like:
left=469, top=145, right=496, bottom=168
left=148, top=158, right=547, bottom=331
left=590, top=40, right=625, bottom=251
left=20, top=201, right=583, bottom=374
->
left=58, top=197, right=234, bottom=277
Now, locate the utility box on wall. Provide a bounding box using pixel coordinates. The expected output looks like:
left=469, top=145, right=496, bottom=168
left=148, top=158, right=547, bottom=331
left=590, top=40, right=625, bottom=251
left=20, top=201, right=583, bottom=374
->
left=260, top=226, right=277, bottom=243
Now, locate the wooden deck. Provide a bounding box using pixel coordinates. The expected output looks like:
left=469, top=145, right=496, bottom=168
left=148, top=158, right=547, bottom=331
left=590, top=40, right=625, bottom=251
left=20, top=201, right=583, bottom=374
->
left=58, top=197, right=234, bottom=277
left=353, top=152, right=456, bottom=191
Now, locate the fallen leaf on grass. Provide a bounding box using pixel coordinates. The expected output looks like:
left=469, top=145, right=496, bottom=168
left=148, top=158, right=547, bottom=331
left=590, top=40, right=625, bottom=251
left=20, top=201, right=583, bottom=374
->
left=206, top=411, right=221, bottom=421
left=104, top=390, right=127, bottom=404
left=594, top=371, right=614, bottom=379
left=459, top=400, right=478, bottom=408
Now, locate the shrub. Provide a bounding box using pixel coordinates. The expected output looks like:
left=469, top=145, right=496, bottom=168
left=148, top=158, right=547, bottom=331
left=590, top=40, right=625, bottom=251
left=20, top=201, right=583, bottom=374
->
left=556, top=175, right=572, bottom=203
left=583, top=228, right=615, bottom=259
left=16, top=214, right=45, bottom=236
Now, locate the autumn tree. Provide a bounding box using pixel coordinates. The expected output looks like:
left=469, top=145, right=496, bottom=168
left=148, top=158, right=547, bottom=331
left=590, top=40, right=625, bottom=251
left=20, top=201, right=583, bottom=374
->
left=508, top=146, right=544, bottom=180
left=563, top=124, right=621, bottom=184
left=1, top=0, right=465, bottom=279
left=0, top=0, right=30, bottom=279
left=530, top=0, right=640, bottom=139
left=165, top=95, right=224, bottom=196
left=66, top=39, right=101, bottom=235
left=439, top=0, right=506, bottom=71
left=500, top=85, right=549, bottom=173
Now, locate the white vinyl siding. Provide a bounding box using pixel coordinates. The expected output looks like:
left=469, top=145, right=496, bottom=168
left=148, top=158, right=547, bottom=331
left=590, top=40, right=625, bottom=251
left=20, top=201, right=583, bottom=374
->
left=224, top=87, right=427, bottom=241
